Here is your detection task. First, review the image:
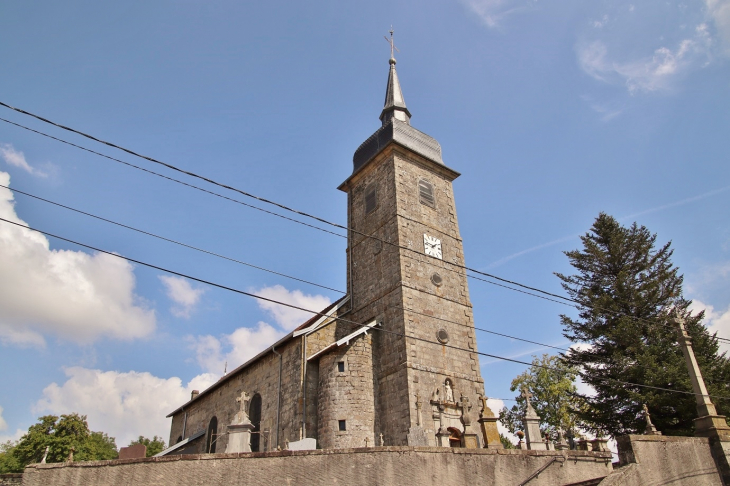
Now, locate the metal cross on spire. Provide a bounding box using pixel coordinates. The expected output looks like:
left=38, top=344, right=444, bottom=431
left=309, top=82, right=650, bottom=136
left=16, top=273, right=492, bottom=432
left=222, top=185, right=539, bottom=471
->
left=384, top=27, right=399, bottom=60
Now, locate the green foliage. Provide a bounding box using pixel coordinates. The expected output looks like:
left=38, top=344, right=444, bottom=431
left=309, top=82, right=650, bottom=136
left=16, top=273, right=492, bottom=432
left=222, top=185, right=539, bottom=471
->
left=557, top=213, right=730, bottom=437
left=499, top=354, right=583, bottom=438
left=129, top=436, right=166, bottom=457
left=4, top=414, right=118, bottom=472
left=499, top=434, right=516, bottom=449
left=0, top=440, right=23, bottom=474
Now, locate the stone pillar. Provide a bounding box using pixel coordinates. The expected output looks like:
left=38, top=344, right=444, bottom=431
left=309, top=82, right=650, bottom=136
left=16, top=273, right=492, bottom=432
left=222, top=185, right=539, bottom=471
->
left=675, top=315, right=730, bottom=484
left=477, top=396, right=503, bottom=449
left=436, top=427, right=451, bottom=447
left=675, top=316, right=730, bottom=440
left=521, top=389, right=547, bottom=450
left=226, top=422, right=255, bottom=453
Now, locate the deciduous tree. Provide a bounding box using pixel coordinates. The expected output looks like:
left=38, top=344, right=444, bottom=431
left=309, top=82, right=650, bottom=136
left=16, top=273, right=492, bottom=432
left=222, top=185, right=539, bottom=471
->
left=499, top=354, right=583, bottom=439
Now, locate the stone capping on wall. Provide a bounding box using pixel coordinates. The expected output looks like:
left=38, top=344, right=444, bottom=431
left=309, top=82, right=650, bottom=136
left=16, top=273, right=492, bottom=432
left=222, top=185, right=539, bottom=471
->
left=616, top=433, right=711, bottom=466
left=24, top=446, right=612, bottom=472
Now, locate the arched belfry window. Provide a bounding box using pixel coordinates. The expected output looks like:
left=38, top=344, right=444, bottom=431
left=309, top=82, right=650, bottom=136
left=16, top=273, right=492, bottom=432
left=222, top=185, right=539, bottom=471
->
left=206, top=416, right=218, bottom=453
left=249, top=393, right=262, bottom=452
left=418, top=179, right=435, bottom=208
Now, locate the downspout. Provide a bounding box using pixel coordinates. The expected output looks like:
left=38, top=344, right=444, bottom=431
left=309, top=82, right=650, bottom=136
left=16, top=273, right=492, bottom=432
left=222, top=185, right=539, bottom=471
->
left=301, top=333, right=307, bottom=440
left=272, top=345, right=282, bottom=449
left=181, top=407, right=187, bottom=439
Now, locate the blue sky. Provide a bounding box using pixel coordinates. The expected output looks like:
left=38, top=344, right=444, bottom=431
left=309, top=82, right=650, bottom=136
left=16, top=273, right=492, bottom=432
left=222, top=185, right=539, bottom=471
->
left=1, top=0, right=729, bottom=446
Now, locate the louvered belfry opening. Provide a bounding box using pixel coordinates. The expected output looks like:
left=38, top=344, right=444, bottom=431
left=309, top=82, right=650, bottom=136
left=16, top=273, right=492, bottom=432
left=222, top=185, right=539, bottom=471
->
left=418, top=179, right=435, bottom=208
left=365, top=184, right=377, bottom=214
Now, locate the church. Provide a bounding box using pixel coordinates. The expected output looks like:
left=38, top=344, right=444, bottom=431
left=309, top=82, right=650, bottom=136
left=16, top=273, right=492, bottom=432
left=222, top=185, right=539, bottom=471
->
left=164, top=43, right=495, bottom=454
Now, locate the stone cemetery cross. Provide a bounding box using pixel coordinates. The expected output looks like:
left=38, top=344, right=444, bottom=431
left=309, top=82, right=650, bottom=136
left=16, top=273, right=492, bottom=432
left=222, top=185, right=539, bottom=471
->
left=236, top=391, right=250, bottom=419
left=521, top=388, right=536, bottom=414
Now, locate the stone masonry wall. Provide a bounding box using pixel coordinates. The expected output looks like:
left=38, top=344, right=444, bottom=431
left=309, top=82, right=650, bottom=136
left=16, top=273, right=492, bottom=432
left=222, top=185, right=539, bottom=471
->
left=340, top=144, right=485, bottom=448
left=392, top=149, right=486, bottom=442
left=317, top=333, right=375, bottom=449
left=0, top=474, right=22, bottom=486
left=601, top=435, right=724, bottom=485
left=168, top=336, right=303, bottom=453
left=21, top=448, right=613, bottom=486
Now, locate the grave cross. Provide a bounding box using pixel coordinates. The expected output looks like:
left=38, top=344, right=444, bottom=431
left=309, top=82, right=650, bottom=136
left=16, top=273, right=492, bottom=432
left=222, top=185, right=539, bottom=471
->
left=236, top=391, right=250, bottom=415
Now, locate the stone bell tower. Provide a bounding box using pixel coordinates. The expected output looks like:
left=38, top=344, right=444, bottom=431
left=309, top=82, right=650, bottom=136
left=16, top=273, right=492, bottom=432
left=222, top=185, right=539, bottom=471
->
left=337, top=37, right=487, bottom=448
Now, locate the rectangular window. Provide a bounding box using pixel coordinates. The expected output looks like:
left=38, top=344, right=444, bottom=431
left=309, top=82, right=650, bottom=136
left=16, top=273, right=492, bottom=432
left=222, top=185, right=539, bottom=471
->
left=365, top=185, right=377, bottom=214
left=418, top=179, right=435, bottom=208
left=337, top=361, right=345, bottom=372
left=338, top=420, right=347, bottom=431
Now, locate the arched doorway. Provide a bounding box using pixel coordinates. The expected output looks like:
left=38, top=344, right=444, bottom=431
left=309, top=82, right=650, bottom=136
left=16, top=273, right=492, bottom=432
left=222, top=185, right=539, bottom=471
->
left=206, top=416, right=218, bottom=453
left=447, top=427, right=462, bottom=448
left=249, top=393, right=262, bottom=452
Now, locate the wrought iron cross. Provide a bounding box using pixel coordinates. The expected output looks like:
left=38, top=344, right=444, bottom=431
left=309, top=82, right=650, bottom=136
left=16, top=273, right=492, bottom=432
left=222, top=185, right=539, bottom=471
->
left=384, top=27, right=399, bottom=59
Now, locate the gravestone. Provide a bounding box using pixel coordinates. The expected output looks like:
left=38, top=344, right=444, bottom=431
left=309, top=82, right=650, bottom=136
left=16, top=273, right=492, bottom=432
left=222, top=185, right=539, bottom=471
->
left=521, top=389, right=547, bottom=450
left=226, top=391, right=255, bottom=453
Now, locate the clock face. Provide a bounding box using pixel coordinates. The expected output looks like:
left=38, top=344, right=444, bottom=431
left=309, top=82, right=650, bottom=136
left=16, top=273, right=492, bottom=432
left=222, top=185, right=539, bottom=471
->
left=423, top=234, right=442, bottom=259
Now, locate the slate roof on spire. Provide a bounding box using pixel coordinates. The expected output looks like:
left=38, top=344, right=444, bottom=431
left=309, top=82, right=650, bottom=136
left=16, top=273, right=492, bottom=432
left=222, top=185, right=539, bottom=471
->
left=380, top=57, right=412, bottom=125
left=351, top=54, right=447, bottom=175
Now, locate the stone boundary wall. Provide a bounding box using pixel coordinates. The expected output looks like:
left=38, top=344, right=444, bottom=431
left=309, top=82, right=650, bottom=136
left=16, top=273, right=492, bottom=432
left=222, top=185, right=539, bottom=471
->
left=22, top=447, right=612, bottom=486
left=602, top=435, right=723, bottom=485
left=0, top=474, right=22, bottom=485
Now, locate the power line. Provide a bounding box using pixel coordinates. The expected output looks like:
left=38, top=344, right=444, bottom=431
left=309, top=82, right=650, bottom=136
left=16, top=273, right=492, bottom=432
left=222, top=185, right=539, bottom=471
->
left=2, top=104, right=728, bottom=345
left=0, top=183, right=590, bottom=352
left=0, top=103, right=592, bottom=301
left=0, top=182, right=345, bottom=294
left=2, top=215, right=729, bottom=402
left=0, top=116, right=346, bottom=240
left=398, top=305, right=570, bottom=352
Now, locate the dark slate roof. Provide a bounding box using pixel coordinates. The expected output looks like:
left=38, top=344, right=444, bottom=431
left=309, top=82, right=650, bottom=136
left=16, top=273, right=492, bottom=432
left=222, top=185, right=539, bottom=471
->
left=352, top=118, right=444, bottom=174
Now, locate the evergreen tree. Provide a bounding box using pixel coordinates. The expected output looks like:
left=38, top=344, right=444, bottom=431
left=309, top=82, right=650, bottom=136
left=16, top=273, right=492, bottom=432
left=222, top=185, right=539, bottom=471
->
left=557, top=213, right=730, bottom=437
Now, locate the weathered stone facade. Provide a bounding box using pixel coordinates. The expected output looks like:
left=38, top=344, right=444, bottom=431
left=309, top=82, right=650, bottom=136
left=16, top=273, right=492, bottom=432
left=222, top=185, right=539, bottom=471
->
left=165, top=54, right=487, bottom=454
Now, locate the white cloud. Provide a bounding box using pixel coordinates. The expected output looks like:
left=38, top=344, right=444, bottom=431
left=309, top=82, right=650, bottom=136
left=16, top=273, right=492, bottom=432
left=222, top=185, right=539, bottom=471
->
left=0, top=172, right=156, bottom=346
left=188, top=321, right=285, bottom=374
left=0, top=143, right=47, bottom=177
left=690, top=300, right=730, bottom=353
left=254, top=284, right=331, bottom=331
left=577, top=34, right=706, bottom=94
left=187, top=284, right=328, bottom=375
left=159, top=276, right=205, bottom=319
left=706, top=0, right=730, bottom=54
left=459, top=0, right=535, bottom=29
left=33, top=367, right=217, bottom=447
left=592, top=14, right=609, bottom=29
left=0, top=405, right=24, bottom=444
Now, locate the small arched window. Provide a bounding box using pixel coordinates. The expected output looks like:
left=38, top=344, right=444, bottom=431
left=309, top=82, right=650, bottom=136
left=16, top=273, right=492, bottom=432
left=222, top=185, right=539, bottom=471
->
left=418, top=179, right=435, bottom=208
left=249, top=393, right=262, bottom=452
left=206, top=416, right=218, bottom=453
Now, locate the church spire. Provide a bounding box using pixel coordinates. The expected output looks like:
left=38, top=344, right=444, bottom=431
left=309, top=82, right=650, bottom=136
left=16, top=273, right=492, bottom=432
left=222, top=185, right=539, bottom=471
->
left=380, top=29, right=412, bottom=126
